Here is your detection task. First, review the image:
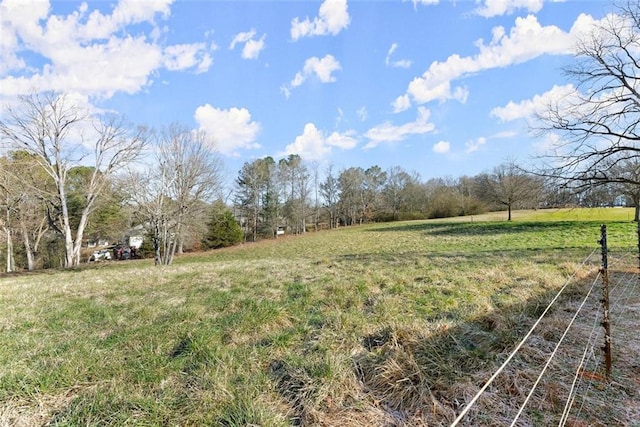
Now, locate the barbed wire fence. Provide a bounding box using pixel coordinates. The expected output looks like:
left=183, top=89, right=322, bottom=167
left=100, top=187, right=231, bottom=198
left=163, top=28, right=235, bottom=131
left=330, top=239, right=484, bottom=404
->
left=450, top=224, right=640, bottom=426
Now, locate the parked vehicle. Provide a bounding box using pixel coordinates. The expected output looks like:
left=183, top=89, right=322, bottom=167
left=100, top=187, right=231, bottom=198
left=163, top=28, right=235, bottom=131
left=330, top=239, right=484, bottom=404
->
left=112, top=244, right=139, bottom=260
left=89, top=249, right=112, bottom=262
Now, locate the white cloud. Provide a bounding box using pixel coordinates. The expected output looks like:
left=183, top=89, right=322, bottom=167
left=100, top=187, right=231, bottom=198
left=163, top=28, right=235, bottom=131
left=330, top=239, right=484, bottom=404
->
left=335, top=107, right=344, bottom=127
left=229, top=29, right=256, bottom=50
left=364, top=106, right=435, bottom=149
left=397, top=13, right=599, bottom=108
left=229, top=29, right=266, bottom=60
left=242, top=36, right=266, bottom=60
left=328, top=130, right=358, bottom=149
left=491, top=84, right=576, bottom=122
left=465, top=136, right=487, bottom=153
left=288, top=54, right=342, bottom=92
left=280, top=85, right=292, bottom=99
left=433, top=140, right=450, bottom=153
left=0, top=0, right=213, bottom=99
left=284, top=123, right=357, bottom=160
left=493, top=130, right=518, bottom=139
left=357, top=106, right=368, bottom=121
left=163, top=43, right=211, bottom=74
left=392, top=94, right=411, bottom=113
left=291, top=0, right=350, bottom=41
left=194, top=105, right=261, bottom=156
left=404, top=0, right=439, bottom=7
left=385, top=43, right=412, bottom=68
left=475, top=0, right=544, bottom=18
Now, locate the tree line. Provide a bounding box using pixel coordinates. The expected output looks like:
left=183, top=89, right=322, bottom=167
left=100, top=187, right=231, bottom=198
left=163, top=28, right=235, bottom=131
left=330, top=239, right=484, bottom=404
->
left=0, top=92, right=634, bottom=272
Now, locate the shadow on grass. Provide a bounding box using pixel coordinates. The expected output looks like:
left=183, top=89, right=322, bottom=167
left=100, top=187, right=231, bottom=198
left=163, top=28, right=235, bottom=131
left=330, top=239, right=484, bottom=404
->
left=369, top=220, right=606, bottom=237
left=348, top=273, right=601, bottom=425
left=336, top=246, right=591, bottom=263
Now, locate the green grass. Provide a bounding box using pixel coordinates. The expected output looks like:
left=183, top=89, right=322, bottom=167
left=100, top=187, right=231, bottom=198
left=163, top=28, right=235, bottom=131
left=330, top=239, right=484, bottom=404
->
left=0, top=208, right=638, bottom=425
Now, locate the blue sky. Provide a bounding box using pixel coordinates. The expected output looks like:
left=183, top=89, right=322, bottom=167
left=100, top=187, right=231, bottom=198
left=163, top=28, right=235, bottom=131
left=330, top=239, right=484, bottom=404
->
left=0, top=0, right=617, bottom=184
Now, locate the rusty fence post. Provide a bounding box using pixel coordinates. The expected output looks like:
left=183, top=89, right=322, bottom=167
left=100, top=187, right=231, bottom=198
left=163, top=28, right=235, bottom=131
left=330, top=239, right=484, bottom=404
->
left=598, top=224, right=612, bottom=380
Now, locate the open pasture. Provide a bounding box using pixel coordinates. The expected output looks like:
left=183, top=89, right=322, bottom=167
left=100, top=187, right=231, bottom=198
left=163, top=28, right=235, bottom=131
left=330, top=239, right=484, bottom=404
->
left=1, top=208, right=638, bottom=426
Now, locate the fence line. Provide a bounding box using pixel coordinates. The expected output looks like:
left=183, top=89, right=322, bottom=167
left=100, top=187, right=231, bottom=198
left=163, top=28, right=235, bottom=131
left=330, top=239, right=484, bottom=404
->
left=558, top=271, right=603, bottom=426
left=450, top=226, right=640, bottom=426
left=449, top=248, right=599, bottom=427
left=577, top=261, right=638, bottom=422
left=565, top=261, right=637, bottom=425
left=507, top=269, right=601, bottom=426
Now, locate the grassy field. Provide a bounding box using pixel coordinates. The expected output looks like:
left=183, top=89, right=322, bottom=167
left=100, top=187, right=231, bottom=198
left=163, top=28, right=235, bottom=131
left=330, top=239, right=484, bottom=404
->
left=1, top=208, right=638, bottom=426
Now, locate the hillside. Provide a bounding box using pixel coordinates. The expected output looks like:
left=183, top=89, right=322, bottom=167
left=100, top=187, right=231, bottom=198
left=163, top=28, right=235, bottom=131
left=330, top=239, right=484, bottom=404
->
left=1, top=208, right=638, bottom=426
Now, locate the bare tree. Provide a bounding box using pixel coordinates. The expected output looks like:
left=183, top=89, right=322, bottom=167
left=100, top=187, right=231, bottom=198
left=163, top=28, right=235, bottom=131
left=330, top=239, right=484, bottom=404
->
left=0, top=91, right=148, bottom=267
left=612, top=156, right=640, bottom=220
left=338, top=167, right=365, bottom=226
left=320, top=164, right=340, bottom=228
left=126, top=125, right=222, bottom=265
left=0, top=152, right=51, bottom=271
left=0, top=165, right=17, bottom=272
left=382, top=166, right=411, bottom=221
left=537, top=2, right=640, bottom=199
left=480, top=162, right=542, bottom=221
left=278, top=154, right=309, bottom=234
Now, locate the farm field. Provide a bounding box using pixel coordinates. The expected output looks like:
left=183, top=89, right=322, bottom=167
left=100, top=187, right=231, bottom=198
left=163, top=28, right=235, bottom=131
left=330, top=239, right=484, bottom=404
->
left=1, top=208, right=639, bottom=426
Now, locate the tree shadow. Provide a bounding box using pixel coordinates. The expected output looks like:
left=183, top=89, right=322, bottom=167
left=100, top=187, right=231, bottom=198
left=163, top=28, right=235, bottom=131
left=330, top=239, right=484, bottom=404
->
left=369, top=220, right=601, bottom=237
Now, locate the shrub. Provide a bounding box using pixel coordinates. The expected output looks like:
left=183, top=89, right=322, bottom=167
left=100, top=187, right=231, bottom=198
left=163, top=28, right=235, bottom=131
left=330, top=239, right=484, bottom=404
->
left=202, top=201, right=243, bottom=250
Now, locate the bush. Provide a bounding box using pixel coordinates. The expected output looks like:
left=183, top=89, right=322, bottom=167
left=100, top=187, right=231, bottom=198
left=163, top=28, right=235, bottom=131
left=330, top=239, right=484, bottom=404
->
left=202, top=202, right=243, bottom=250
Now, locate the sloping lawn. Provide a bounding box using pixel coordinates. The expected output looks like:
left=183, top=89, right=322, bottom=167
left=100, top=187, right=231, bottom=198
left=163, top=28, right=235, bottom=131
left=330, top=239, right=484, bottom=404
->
left=1, top=208, right=638, bottom=425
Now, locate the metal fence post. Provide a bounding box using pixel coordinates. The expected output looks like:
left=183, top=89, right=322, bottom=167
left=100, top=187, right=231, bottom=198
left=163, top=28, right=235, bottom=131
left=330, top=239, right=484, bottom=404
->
left=637, top=222, right=640, bottom=274
left=599, top=224, right=612, bottom=380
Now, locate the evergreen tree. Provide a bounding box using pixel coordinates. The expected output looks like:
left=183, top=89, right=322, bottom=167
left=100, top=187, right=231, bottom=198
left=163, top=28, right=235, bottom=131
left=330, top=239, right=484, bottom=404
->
left=202, top=201, right=243, bottom=249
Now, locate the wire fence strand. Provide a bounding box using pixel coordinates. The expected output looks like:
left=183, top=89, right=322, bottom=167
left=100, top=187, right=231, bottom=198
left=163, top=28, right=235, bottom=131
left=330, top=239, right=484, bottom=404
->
left=450, top=248, right=599, bottom=427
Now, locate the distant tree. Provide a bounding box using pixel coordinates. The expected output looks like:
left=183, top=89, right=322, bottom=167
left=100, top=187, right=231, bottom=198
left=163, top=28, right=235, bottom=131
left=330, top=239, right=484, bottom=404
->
left=480, top=162, right=542, bottom=221
left=382, top=166, right=412, bottom=221
left=255, top=157, right=280, bottom=238
left=455, top=176, right=486, bottom=216
left=577, top=182, right=617, bottom=208
left=338, top=167, right=365, bottom=225
left=125, top=124, right=222, bottom=265
left=235, top=157, right=277, bottom=241
left=320, top=164, right=340, bottom=228
left=0, top=160, right=17, bottom=272
left=0, top=91, right=148, bottom=267
left=361, top=166, right=387, bottom=223
left=279, top=154, right=309, bottom=234
left=310, top=161, right=321, bottom=231
left=614, top=157, right=640, bottom=220
left=401, top=172, right=428, bottom=219
left=0, top=151, right=52, bottom=270
left=64, top=166, right=127, bottom=245
left=202, top=200, right=243, bottom=249
left=540, top=177, right=579, bottom=208
left=160, top=124, right=222, bottom=256
left=424, top=178, right=459, bottom=219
